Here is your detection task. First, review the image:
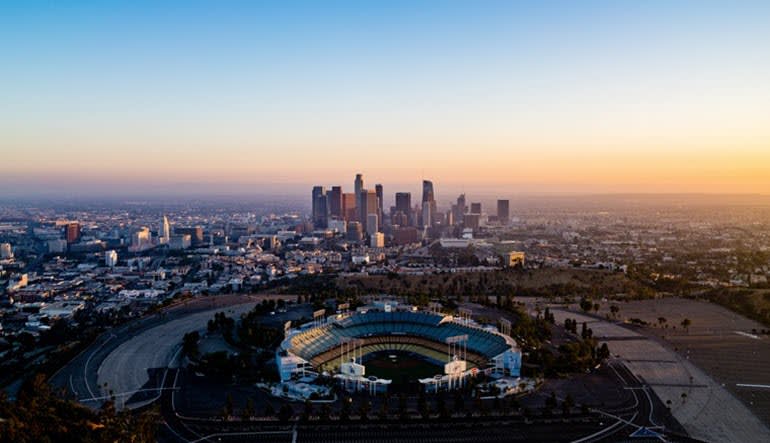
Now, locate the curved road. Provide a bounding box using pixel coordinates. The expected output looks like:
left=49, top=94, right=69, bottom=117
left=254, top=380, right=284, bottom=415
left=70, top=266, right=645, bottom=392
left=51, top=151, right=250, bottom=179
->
left=50, top=295, right=293, bottom=409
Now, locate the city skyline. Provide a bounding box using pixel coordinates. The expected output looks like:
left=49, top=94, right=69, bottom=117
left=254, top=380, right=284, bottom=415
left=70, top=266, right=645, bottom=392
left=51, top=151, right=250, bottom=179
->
left=3, top=1, right=770, bottom=197
left=2, top=2, right=770, bottom=441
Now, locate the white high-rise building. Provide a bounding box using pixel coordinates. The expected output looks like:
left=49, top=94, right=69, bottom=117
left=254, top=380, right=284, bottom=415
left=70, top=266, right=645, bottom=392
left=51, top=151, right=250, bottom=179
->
left=160, top=215, right=170, bottom=244
left=105, top=250, right=118, bottom=268
left=0, top=243, right=12, bottom=259
left=132, top=227, right=152, bottom=249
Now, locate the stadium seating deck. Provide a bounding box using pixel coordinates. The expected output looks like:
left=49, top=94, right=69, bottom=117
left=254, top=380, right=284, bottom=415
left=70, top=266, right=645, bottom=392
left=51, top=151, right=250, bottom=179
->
left=286, top=311, right=511, bottom=366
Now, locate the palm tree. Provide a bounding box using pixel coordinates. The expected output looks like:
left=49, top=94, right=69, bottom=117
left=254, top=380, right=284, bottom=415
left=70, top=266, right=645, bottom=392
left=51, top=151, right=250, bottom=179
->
left=223, top=393, right=233, bottom=419
left=243, top=398, right=255, bottom=421
left=302, top=399, right=313, bottom=422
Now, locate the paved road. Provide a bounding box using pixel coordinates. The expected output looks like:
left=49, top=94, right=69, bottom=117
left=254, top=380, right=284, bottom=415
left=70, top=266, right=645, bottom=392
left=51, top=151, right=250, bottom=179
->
left=97, top=302, right=258, bottom=409
left=50, top=294, right=294, bottom=409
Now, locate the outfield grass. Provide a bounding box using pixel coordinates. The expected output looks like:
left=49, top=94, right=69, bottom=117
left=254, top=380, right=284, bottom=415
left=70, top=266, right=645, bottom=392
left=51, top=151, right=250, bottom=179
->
left=363, top=351, right=443, bottom=383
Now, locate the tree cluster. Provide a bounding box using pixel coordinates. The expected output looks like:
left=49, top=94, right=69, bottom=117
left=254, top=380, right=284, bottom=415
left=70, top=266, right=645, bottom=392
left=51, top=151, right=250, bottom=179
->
left=0, top=374, right=157, bottom=443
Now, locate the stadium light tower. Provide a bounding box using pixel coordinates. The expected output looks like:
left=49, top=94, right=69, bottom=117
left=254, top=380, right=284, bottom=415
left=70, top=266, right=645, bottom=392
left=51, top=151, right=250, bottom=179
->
left=500, top=318, right=512, bottom=336
left=445, top=334, right=469, bottom=389
left=458, top=307, right=473, bottom=325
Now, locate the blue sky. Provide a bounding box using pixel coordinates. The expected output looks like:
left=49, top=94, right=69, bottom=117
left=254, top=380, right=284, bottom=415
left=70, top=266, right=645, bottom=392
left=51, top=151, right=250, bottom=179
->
left=2, top=1, right=770, bottom=197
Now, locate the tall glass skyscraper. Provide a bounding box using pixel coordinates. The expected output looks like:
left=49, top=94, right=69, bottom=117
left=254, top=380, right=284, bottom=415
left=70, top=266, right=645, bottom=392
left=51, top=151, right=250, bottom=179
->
left=421, top=180, right=436, bottom=227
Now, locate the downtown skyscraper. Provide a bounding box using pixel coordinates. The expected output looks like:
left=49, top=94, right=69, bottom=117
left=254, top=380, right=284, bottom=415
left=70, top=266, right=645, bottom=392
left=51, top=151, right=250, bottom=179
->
left=421, top=180, right=436, bottom=228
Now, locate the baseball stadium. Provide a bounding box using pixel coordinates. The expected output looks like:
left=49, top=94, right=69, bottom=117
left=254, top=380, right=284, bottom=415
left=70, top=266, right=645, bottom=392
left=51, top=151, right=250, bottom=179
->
left=276, top=304, right=521, bottom=395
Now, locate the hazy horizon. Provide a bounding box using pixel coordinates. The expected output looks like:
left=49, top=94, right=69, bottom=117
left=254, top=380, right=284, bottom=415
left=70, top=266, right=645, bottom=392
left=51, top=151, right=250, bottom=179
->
left=3, top=1, right=770, bottom=196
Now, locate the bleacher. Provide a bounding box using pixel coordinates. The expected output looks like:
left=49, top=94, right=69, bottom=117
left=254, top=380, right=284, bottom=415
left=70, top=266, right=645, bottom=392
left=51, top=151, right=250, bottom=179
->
left=287, top=310, right=511, bottom=365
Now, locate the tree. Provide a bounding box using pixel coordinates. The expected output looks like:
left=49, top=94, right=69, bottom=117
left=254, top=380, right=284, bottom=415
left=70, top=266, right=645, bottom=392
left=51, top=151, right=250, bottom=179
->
left=592, top=303, right=600, bottom=314
left=340, top=396, right=352, bottom=422
left=610, top=305, right=619, bottom=318
left=319, top=403, right=331, bottom=421
left=1, top=373, right=158, bottom=442
left=182, top=331, right=200, bottom=359
left=597, top=343, right=610, bottom=360
left=545, top=391, right=557, bottom=410
left=562, top=393, right=575, bottom=416
left=438, top=394, right=450, bottom=419
left=417, top=390, right=430, bottom=419
left=657, top=317, right=667, bottom=328
left=453, top=390, right=465, bottom=414
left=579, top=298, right=593, bottom=313
left=278, top=404, right=294, bottom=422
left=302, top=399, right=313, bottom=422
left=378, top=400, right=389, bottom=420
left=16, top=332, right=35, bottom=350
left=681, top=318, right=691, bottom=332
left=223, top=393, right=233, bottom=419
left=357, top=400, right=371, bottom=421
left=243, top=398, right=255, bottom=421
left=398, top=393, right=408, bottom=420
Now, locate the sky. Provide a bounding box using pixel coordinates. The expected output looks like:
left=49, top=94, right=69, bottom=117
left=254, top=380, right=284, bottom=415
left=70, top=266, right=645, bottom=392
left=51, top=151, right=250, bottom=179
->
left=2, top=0, right=770, bottom=198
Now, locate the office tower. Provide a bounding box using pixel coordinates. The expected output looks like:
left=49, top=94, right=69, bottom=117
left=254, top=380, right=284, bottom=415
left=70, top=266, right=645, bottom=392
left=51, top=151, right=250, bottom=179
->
left=445, top=210, right=453, bottom=226
left=463, top=213, right=480, bottom=231
left=421, top=180, right=437, bottom=227
left=422, top=180, right=435, bottom=206
left=176, top=226, right=204, bottom=244
left=342, top=192, right=357, bottom=221
left=169, top=234, right=192, bottom=250
left=395, top=192, right=411, bottom=227
left=0, top=243, right=12, bottom=259
left=454, top=195, right=466, bottom=226
left=360, top=189, right=378, bottom=232
left=454, top=194, right=467, bottom=226
left=354, top=174, right=364, bottom=220
left=311, top=186, right=328, bottom=228
left=375, top=184, right=383, bottom=227
left=328, top=219, right=347, bottom=234
left=160, top=215, right=170, bottom=244
left=48, top=239, right=67, bottom=253
left=497, top=199, right=510, bottom=225
left=457, top=194, right=466, bottom=213
left=132, top=227, right=152, bottom=249
left=470, top=202, right=482, bottom=214
left=370, top=232, right=385, bottom=248
left=392, top=226, right=420, bottom=245
left=105, top=250, right=118, bottom=268
left=66, top=222, right=81, bottom=244
left=395, top=192, right=411, bottom=214
left=366, top=213, right=379, bottom=236
left=392, top=211, right=409, bottom=227
left=422, top=204, right=432, bottom=229
left=347, top=221, right=363, bottom=242
left=329, top=186, right=343, bottom=218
